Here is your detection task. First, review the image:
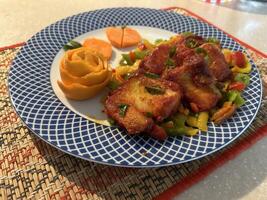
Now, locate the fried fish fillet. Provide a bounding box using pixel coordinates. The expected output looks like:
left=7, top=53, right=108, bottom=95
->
left=139, top=44, right=170, bottom=75
left=105, top=76, right=182, bottom=139
left=163, top=66, right=221, bottom=112
left=201, top=43, right=231, bottom=81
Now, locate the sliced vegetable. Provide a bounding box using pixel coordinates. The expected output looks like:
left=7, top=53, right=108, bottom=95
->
left=121, top=54, right=133, bottom=65
left=195, top=48, right=207, bottom=57
left=137, top=43, right=146, bottom=51
left=115, top=64, right=138, bottom=83
left=197, top=112, right=209, bottom=131
left=186, top=116, right=198, bottom=127
left=122, top=27, right=141, bottom=48
left=105, top=27, right=123, bottom=48
left=129, top=51, right=136, bottom=62
left=227, top=91, right=238, bottom=102
left=161, top=121, right=174, bottom=129
left=234, top=73, right=250, bottom=86
left=145, top=112, right=153, bottom=118
left=185, top=38, right=198, bottom=48
left=169, top=46, right=176, bottom=57
left=154, top=39, right=164, bottom=45
left=144, top=72, right=160, bottom=79
left=63, top=40, right=82, bottom=51
left=234, top=93, right=245, bottom=107
left=226, top=91, right=245, bottom=107
left=145, top=86, right=165, bottom=95
left=232, top=51, right=246, bottom=68
left=120, top=50, right=148, bottom=66
left=228, top=82, right=246, bottom=91
left=107, top=80, right=120, bottom=91
left=231, top=62, right=251, bottom=73
left=108, top=118, right=116, bottom=126
left=142, top=39, right=155, bottom=51
left=186, top=112, right=209, bottom=131
left=161, top=114, right=199, bottom=136
left=118, top=104, right=129, bottom=117
left=222, top=49, right=233, bottom=64
left=206, top=37, right=220, bottom=44
left=134, top=50, right=148, bottom=59
left=121, top=72, right=133, bottom=80
left=165, top=58, right=175, bottom=68
left=211, top=102, right=236, bottom=124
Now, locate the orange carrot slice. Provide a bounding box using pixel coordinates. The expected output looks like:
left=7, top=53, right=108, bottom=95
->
left=83, top=38, right=112, bottom=60
left=122, top=27, right=141, bottom=48
left=106, top=26, right=141, bottom=48
left=105, top=27, right=123, bottom=48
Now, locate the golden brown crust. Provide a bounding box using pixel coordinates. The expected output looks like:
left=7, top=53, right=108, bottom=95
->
left=201, top=43, right=231, bottom=81
left=105, top=76, right=182, bottom=136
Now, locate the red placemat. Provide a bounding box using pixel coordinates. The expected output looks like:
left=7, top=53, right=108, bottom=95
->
left=0, top=7, right=267, bottom=200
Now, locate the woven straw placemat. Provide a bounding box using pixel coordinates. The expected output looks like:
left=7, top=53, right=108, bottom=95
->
left=1, top=8, right=267, bottom=200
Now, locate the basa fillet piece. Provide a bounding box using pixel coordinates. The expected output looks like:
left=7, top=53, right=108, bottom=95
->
left=139, top=44, right=170, bottom=75
left=163, top=66, right=221, bottom=112
left=105, top=76, right=182, bottom=140
left=162, top=43, right=221, bottom=112
left=200, top=43, right=231, bottom=81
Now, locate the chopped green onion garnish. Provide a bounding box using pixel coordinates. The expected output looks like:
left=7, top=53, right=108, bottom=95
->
left=121, top=73, right=133, bottom=80
left=165, top=58, right=175, bottom=68
left=185, top=38, right=198, bottom=48
left=121, top=54, right=133, bottom=65
left=107, top=80, right=120, bottom=91
left=134, top=50, right=148, bottom=59
left=118, top=104, right=129, bottom=117
left=69, top=40, right=82, bottom=48
left=108, top=118, right=116, bottom=126
left=144, top=72, right=160, bottom=79
left=63, top=40, right=82, bottom=51
left=195, top=48, right=207, bottom=57
left=154, top=39, right=164, bottom=45
left=145, top=86, right=165, bottom=95
left=145, top=112, right=153, bottom=118
left=169, top=46, right=176, bottom=57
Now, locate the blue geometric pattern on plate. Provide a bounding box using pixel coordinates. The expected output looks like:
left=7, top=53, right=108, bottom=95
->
left=8, top=8, right=262, bottom=167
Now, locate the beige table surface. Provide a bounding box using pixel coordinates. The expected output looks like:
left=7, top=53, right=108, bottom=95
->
left=1, top=0, right=267, bottom=199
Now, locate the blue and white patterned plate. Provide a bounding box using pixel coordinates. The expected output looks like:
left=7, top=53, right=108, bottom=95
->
left=8, top=8, right=262, bottom=167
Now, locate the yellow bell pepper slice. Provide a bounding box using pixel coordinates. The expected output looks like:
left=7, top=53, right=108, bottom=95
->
left=197, top=112, right=209, bottom=131
left=231, top=62, right=251, bottom=73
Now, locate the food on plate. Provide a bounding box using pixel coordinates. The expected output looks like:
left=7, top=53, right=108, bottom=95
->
left=113, top=62, right=139, bottom=84
left=57, top=47, right=111, bottom=100
left=105, top=76, right=182, bottom=140
left=58, top=28, right=251, bottom=140
left=222, top=49, right=252, bottom=73
left=122, top=27, right=142, bottom=48
left=105, top=27, right=123, bottom=48
left=106, top=26, right=141, bottom=48
left=83, top=38, right=112, bottom=60
left=104, top=32, right=251, bottom=140
left=63, top=40, right=82, bottom=51
left=200, top=43, right=232, bottom=81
